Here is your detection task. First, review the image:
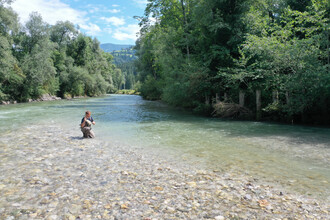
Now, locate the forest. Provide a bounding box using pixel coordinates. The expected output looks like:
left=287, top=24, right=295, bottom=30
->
left=135, top=0, right=330, bottom=124
left=1, top=0, right=329, bottom=125
left=0, top=0, right=126, bottom=102
left=110, top=48, right=138, bottom=90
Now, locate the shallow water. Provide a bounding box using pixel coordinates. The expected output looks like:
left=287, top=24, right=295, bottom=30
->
left=0, top=94, right=329, bottom=199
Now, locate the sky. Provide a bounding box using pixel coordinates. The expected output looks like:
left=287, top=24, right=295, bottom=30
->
left=10, top=0, right=148, bottom=45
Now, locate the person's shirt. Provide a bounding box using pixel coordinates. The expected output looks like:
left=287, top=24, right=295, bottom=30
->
left=81, top=116, right=94, bottom=124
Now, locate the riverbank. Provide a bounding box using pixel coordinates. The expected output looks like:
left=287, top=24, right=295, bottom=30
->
left=0, top=94, right=62, bottom=105
left=0, top=124, right=329, bottom=219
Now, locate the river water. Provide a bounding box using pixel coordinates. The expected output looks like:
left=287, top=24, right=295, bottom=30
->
left=0, top=94, right=329, bottom=200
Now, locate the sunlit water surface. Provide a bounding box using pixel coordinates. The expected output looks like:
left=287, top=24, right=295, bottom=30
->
left=0, top=95, right=329, bottom=199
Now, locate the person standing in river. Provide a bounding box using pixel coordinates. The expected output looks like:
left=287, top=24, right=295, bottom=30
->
left=81, top=111, right=96, bottom=138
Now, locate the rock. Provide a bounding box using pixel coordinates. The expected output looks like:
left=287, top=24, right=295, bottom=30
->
left=40, top=198, right=50, bottom=205
left=29, top=213, right=38, bottom=218
left=47, top=215, right=58, bottom=220
left=104, top=204, right=111, bottom=209
left=120, top=204, right=129, bottom=209
left=258, top=199, right=270, bottom=207
left=154, top=186, right=164, bottom=191
left=40, top=94, right=61, bottom=101
left=244, top=194, right=252, bottom=200
left=166, top=207, right=176, bottom=213
left=215, top=216, right=225, bottom=220
left=1, top=101, right=9, bottom=105
left=65, top=214, right=76, bottom=220
left=0, top=123, right=329, bottom=220
left=186, top=182, right=197, bottom=187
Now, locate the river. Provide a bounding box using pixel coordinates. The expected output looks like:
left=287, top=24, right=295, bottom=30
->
left=1, top=94, right=329, bottom=201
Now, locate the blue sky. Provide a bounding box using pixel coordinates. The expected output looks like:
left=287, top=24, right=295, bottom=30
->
left=10, top=0, right=148, bottom=45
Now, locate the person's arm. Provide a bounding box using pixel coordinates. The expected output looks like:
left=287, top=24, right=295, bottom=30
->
left=81, top=117, right=86, bottom=128
left=91, top=116, right=96, bottom=125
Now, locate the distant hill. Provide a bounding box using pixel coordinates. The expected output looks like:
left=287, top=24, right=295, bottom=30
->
left=110, top=48, right=137, bottom=65
left=100, top=43, right=134, bottom=52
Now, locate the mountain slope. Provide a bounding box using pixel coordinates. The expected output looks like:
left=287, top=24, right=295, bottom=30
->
left=100, top=43, right=134, bottom=52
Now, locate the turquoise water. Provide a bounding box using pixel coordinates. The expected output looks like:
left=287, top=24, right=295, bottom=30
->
left=0, top=94, right=329, bottom=198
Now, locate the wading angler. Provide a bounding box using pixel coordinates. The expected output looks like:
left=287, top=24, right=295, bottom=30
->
left=81, top=111, right=96, bottom=138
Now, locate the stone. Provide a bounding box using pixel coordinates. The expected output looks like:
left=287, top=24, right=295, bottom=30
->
left=244, top=194, right=252, bottom=200
left=47, top=215, right=58, bottom=220
left=215, top=216, right=225, bottom=220
left=0, top=123, right=329, bottom=220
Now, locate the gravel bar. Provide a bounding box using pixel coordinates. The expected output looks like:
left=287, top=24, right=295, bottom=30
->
left=0, top=124, right=329, bottom=219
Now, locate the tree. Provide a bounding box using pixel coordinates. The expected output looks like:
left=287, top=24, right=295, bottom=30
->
left=50, top=21, right=78, bottom=47
left=135, top=0, right=330, bottom=124
left=0, top=0, right=23, bottom=101
left=0, top=2, right=117, bottom=102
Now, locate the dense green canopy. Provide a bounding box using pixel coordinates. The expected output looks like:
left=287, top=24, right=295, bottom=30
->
left=0, top=1, right=125, bottom=102
left=135, top=0, right=330, bottom=124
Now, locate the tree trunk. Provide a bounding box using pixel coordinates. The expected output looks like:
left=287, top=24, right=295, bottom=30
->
left=285, top=91, right=290, bottom=105
left=224, top=92, right=228, bottom=102
left=327, top=29, right=329, bottom=68
left=181, top=0, right=190, bottom=60
left=272, top=90, right=279, bottom=103
left=256, top=89, right=261, bottom=120
left=216, top=93, right=220, bottom=103
left=239, top=90, right=245, bottom=107
left=205, top=94, right=210, bottom=105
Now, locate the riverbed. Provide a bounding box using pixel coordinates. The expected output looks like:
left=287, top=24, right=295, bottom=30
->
left=0, top=95, right=329, bottom=219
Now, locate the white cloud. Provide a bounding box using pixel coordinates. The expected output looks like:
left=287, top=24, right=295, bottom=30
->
left=9, top=0, right=141, bottom=43
left=100, top=16, right=125, bottom=26
left=108, top=9, right=120, bottom=13
left=79, top=23, right=102, bottom=36
left=11, top=0, right=86, bottom=25
left=113, top=24, right=140, bottom=41
left=88, top=7, right=100, bottom=14
left=104, top=27, right=112, bottom=34
left=133, top=0, right=148, bottom=4
left=10, top=0, right=104, bottom=37
left=133, top=0, right=148, bottom=8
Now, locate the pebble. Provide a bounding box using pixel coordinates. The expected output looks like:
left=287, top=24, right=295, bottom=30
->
left=0, top=125, right=329, bottom=219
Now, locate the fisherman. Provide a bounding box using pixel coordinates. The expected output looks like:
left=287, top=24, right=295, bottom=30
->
left=81, top=111, right=96, bottom=138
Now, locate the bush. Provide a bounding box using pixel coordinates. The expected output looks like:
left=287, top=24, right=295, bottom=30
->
left=193, top=103, right=213, bottom=116
left=140, top=75, right=162, bottom=100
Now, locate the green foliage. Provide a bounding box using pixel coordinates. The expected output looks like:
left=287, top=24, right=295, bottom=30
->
left=50, top=21, right=78, bottom=47
left=193, top=103, right=213, bottom=116
left=100, top=43, right=133, bottom=52
left=106, top=47, right=137, bottom=90
left=236, top=2, right=329, bottom=122
left=135, top=0, right=330, bottom=124
left=116, top=89, right=139, bottom=95
left=140, top=75, right=163, bottom=100
left=0, top=2, right=120, bottom=102
left=110, top=48, right=136, bottom=65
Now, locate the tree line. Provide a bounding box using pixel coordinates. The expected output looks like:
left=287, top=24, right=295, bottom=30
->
left=110, top=48, right=138, bottom=90
left=0, top=0, right=125, bottom=102
left=135, top=0, right=329, bottom=124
